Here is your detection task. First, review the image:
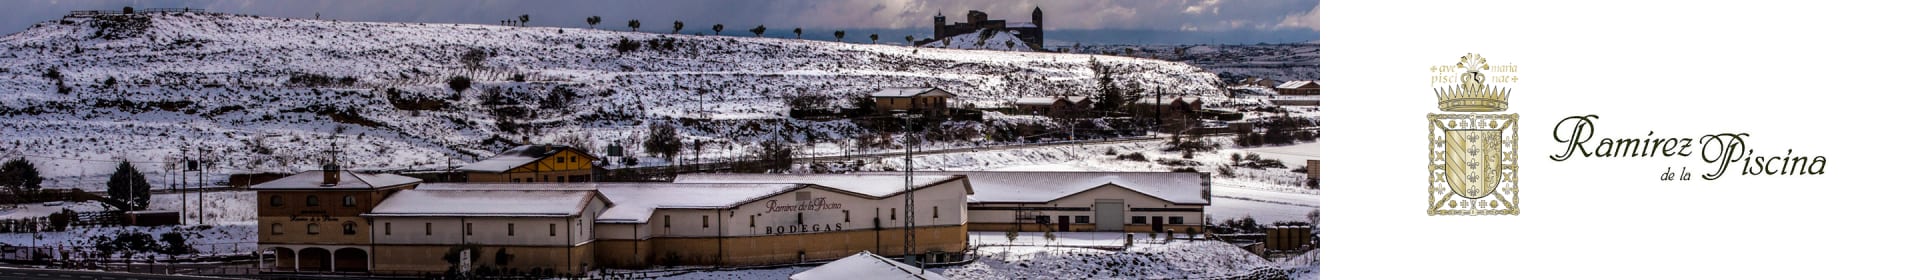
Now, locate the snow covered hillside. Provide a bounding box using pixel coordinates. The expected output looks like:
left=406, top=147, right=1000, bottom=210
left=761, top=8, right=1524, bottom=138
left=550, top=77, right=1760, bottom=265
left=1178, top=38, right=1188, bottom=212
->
left=0, top=12, right=1224, bottom=185
left=922, top=30, right=1034, bottom=52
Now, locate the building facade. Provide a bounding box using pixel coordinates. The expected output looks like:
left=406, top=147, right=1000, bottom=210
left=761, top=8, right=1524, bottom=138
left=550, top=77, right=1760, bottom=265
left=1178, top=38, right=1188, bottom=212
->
left=935, top=172, right=1210, bottom=234
left=363, top=186, right=608, bottom=275
left=253, top=167, right=420, bottom=274
left=457, top=145, right=597, bottom=183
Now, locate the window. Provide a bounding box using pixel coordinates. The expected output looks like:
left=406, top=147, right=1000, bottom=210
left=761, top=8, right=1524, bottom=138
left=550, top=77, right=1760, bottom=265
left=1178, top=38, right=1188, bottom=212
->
left=384, top=222, right=391, bottom=235
left=933, top=206, right=939, bottom=218
left=1037, top=216, right=1051, bottom=224
left=465, top=223, right=474, bottom=236
left=890, top=208, right=897, bottom=220
left=508, top=223, right=516, bottom=236
left=796, top=191, right=811, bottom=202
left=664, top=215, right=671, bottom=228
left=426, top=223, right=433, bottom=235
left=1132, top=216, right=1147, bottom=224
left=511, top=178, right=520, bottom=183
left=549, top=224, right=557, bottom=236
left=843, top=210, right=850, bottom=222
left=306, top=223, right=319, bottom=235
left=271, top=223, right=283, bottom=235
left=702, top=216, right=710, bottom=228
left=1170, top=217, right=1185, bottom=225
left=305, top=195, right=319, bottom=206
left=343, top=222, right=357, bottom=235
left=269, top=195, right=284, bottom=206
left=342, top=196, right=357, bottom=207
left=750, top=215, right=756, bottom=227
left=1075, top=216, right=1090, bottom=223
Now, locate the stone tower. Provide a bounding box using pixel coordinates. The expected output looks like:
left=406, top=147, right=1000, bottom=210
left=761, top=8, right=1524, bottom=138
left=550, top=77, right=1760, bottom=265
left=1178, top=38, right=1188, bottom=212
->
left=934, top=11, right=946, bottom=39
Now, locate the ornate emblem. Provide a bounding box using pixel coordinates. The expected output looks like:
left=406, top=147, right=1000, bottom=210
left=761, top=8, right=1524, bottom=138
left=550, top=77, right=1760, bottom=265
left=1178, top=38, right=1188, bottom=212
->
left=1429, top=53, right=1519, bottom=216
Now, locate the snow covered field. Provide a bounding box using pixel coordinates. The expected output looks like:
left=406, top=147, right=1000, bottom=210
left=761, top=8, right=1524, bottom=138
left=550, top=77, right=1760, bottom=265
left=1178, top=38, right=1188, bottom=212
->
left=641, top=232, right=1276, bottom=280
left=0, top=12, right=1226, bottom=190
left=0, top=190, right=258, bottom=259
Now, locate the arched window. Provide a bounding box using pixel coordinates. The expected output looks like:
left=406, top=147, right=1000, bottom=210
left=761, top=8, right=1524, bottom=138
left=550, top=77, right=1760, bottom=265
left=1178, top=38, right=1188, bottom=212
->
left=342, top=196, right=357, bottom=207
left=269, top=195, right=284, bottom=206
left=343, top=222, right=357, bottom=235
left=305, top=195, right=319, bottom=206
left=306, top=223, right=319, bottom=235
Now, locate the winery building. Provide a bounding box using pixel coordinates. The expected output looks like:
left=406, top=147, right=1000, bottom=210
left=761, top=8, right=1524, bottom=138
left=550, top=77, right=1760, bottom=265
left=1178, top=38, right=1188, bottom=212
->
left=256, top=170, right=1208, bottom=276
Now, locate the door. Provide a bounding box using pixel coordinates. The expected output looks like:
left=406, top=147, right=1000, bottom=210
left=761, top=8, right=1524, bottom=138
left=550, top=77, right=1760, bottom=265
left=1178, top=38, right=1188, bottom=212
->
left=1151, top=216, right=1164, bottom=232
left=1057, top=215, right=1070, bottom=232
left=1094, top=199, right=1124, bottom=231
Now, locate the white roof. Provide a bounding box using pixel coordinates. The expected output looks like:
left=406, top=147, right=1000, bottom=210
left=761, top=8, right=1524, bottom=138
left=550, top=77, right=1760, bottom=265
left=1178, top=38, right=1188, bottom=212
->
left=790, top=251, right=947, bottom=280
left=457, top=145, right=590, bottom=173
left=366, top=188, right=598, bottom=217
left=674, top=173, right=967, bottom=198
left=1277, top=80, right=1319, bottom=89
left=912, top=171, right=1211, bottom=205
left=596, top=183, right=800, bottom=223
left=251, top=170, right=420, bottom=190
left=869, top=88, right=952, bottom=98
left=1013, top=97, right=1059, bottom=106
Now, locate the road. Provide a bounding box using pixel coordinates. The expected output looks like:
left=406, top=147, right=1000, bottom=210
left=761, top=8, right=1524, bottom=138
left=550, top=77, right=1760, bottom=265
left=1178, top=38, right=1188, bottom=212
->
left=0, top=266, right=238, bottom=280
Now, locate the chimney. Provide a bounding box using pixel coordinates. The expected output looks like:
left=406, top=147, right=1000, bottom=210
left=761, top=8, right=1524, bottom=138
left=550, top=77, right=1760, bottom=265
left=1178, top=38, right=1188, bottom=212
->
left=321, top=162, right=341, bottom=186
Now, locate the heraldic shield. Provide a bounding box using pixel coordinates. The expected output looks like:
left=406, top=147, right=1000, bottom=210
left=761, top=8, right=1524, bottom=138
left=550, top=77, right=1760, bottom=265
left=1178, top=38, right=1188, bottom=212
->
left=1429, top=53, right=1519, bottom=216
left=1429, top=114, right=1518, bottom=215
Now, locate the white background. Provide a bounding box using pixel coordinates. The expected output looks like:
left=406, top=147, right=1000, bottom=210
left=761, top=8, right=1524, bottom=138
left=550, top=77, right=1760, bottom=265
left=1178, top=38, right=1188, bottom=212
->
left=1322, top=0, right=1920, bottom=278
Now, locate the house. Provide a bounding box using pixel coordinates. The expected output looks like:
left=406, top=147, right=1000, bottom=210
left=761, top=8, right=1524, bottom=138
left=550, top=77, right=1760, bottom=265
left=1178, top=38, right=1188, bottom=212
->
left=927, top=171, right=1210, bottom=234
left=661, top=174, right=974, bottom=266
left=1129, top=96, right=1205, bottom=130
left=457, top=145, right=597, bottom=183
left=362, top=184, right=610, bottom=275
left=1010, top=96, right=1090, bottom=117
left=869, top=88, right=955, bottom=117
left=1275, top=80, right=1320, bottom=95
left=253, top=165, right=422, bottom=274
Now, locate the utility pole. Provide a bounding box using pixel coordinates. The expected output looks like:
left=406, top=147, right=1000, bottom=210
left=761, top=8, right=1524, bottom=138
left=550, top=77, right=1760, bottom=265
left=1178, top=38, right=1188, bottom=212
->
left=180, top=147, right=191, bottom=224
left=895, top=111, right=920, bottom=270
left=197, top=146, right=208, bottom=225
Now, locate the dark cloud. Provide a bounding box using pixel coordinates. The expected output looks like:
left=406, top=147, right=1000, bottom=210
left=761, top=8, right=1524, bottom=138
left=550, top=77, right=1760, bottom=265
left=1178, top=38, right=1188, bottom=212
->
left=3, top=0, right=1316, bottom=44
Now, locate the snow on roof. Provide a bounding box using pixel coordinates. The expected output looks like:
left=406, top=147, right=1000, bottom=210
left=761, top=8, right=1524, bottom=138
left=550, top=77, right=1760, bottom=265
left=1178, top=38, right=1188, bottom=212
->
left=250, top=170, right=421, bottom=190
left=1007, top=22, right=1039, bottom=29
left=596, top=183, right=800, bottom=223
left=413, top=183, right=599, bottom=191
left=366, top=189, right=597, bottom=217
left=790, top=251, right=948, bottom=280
left=908, top=171, right=1210, bottom=205
left=869, top=88, right=951, bottom=98
left=457, top=145, right=593, bottom=173
left=1133, top=96, right=1190, bottom=105
left=1277, top=80, right=1319, bottom=89
left=1013, top=97, right=1060, bottom=106
left=674, top=173, right=967, bottom=198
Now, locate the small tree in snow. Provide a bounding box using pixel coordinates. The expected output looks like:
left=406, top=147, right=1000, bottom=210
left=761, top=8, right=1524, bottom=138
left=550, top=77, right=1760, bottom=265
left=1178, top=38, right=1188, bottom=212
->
left=586, top=16, right=601, bottom=29
left=0, top=158, right=44, bottom=202
left=868, top=33, right=878, bottom=44
left=105, top=160, right=152, bottom=211
left=518, top=14, right=530, bottom=27
left=749, top=25, right=766, bottom=37
left=672, top=20, right=684, bottom=34
left=447, top=76, right=472, bottom=94
left=711, top=24, right=724, bottom=35
left=644, top=125, right=684, bottom=163
left=833, top=30, right=846, bottom=42
left=793, top=27, right=803, bottom=39
left=627, top=19, right=640, bottom=32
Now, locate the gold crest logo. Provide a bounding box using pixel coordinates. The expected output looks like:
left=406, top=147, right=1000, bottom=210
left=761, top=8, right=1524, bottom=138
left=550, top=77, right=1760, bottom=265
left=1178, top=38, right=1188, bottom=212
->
left=1429, top=53, right=1519, bottom=216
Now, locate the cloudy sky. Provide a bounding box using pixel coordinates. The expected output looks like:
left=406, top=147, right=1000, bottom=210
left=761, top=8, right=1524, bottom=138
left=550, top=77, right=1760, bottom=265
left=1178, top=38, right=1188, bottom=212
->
left=5, top=0, right=1317, bottom=44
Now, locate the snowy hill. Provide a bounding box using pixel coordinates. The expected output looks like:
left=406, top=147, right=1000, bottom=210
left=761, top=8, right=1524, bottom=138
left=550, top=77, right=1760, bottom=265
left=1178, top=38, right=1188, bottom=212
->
left=923, top=30, right=1034, bottom=52
left=0, top=12, right=1224, bottom=184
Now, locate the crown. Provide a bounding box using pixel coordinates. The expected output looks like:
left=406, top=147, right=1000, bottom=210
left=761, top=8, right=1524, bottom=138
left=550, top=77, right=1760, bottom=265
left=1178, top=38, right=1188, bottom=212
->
left=1436, top=53, right=1510, bottom=112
